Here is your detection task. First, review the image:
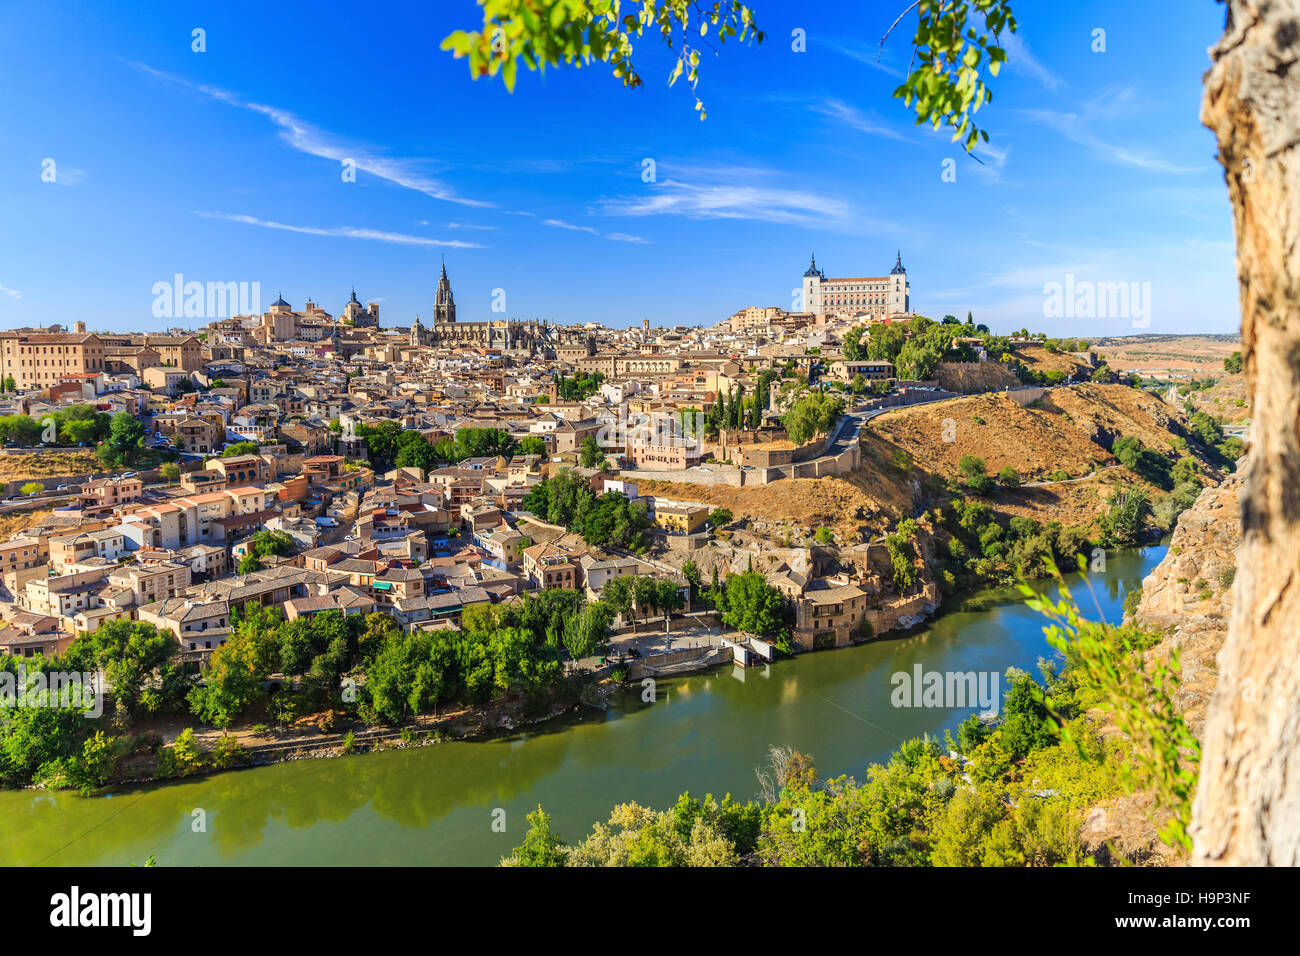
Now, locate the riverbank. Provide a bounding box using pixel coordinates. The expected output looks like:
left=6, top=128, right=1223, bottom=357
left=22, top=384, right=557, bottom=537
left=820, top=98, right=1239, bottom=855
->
left=0, top=545, right=1163, bottom=866
left=21, top=546, right=1121, bottom=795
left=76, top=688, right=593, bottom=791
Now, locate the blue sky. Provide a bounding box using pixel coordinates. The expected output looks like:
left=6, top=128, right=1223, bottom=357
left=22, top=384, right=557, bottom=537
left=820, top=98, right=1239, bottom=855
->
left=0, top=0, right=1237, bottom=336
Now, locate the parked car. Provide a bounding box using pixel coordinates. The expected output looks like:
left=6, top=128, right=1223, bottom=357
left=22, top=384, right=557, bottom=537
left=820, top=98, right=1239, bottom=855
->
left=121, top=471, right=138, bottom=479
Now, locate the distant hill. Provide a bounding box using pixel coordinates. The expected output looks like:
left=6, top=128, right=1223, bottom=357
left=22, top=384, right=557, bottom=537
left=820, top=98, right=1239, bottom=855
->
left=1089, top=334, right=1241, bottom=376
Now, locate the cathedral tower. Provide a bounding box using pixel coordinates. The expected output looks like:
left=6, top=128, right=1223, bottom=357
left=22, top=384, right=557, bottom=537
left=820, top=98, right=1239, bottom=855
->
left=434, top=258, right=456, bottom=324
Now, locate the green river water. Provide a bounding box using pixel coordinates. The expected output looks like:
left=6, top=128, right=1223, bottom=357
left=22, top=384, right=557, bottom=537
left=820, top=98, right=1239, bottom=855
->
left=0, top=546, right=1163, bottom=866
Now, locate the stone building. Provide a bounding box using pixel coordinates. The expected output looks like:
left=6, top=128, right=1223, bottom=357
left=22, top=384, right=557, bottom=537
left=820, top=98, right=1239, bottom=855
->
left=801, top=252, right=910, bottom=317
left=415, top=261, right=555, bottom=353
left=0, top=331, right=107, bottom=389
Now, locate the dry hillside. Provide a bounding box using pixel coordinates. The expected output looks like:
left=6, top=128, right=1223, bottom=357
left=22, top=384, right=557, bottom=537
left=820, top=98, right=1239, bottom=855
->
left=1094, top=334, right=1240, bottom=375
left=1010, top=345, right=1093, bottom=379
left=635, top=384, right=1222, bottom=540
left=0, top=509, right=52, bottom=540
left=1188, top=373, right=1250, bottom=423
left=978, top=470, right=1154, bottom=532
left=635, top=460, right=913, bottom=540
left=0, top=450, right=99, bottom=481
left=934, top=361, right=1019, bottom=393
left=869, top=384, right=1218, bottom=483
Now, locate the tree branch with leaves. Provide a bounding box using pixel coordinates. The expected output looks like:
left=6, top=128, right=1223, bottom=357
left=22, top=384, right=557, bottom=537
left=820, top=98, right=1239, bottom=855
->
left=442, top=0, right=764, bottom=119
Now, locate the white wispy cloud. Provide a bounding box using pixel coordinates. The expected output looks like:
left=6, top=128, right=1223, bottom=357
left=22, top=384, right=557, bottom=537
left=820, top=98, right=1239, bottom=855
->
left=812, top=99, right=908, bottom=141
left=976, top=142, right=1010, bottom=168
left=0, top=284, right=22, bottom=299
left=1022, top=111, right=1195, bottom=174
left=825, top=42, right=907, bottom=78
left=595, top=177, right=866, bottom=232
left=1019, top=87, right=1196, bottom=174
left=197, top=212, right=485, bottom=248
left=543, top=218, right=600, bottom=235
left=1000, top=30, right=1065, bottom=91
left=128, top=61, right=489, bottom=207
left=962, top=141, right=1011, bottom=182
left=544, top=219, right=650, bottom=243
left=46, top=165, right=87, bottom=186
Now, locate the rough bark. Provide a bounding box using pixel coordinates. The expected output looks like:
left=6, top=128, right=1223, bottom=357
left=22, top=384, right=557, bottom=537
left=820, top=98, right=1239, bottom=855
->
left=1192, top=0, right=1300, bottom=865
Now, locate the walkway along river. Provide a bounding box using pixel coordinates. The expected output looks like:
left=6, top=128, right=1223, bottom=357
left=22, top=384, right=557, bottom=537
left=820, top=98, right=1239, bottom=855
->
left=0, top=546, right=1164, bottom=866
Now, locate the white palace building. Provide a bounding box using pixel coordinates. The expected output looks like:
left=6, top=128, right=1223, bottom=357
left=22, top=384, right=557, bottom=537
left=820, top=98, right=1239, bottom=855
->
left=801, top=252, right=911, bottom=318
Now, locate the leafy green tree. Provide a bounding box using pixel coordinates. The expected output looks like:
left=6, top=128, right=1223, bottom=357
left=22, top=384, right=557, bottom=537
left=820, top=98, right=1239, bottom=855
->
left=1171, top=456, right=1200, bottom=486
left=453, top=427, right=517, bottom=461
left=356, top=420, right=404, bottom=467
left=505, top=806, right=569, bottom=866
left=69, top=620, right=178, bottom=719
left=632, top=575, right=658, bottom=635
left=886, top=531, right=918, bottom=591
left=393, top=432, right=440, bottom=472
left=523, top=474, right=649, bottom=550
left=1188, top=411, right=1224, bottom=447
left=563, top=600, right=613, bottom=660
left=1100, top=488, right=1151, bottom=548
left=711, top=571, right=790, bottom=646
left=709, top=507, right=732, bottom=529
left=603, top=575, right=635, bottom=629
left=654, top=579, right=684, bottom=634
left=187, top=633, right=268, bottom=727
left=518, top=435, right=547, bottom=456
left=0, top=689, right=90, bottom=787
left=367, top=631, right=444, bottom=723
left=958, top=456, right=994, bottom=495
left=579, top=435, right=605, bottom=468
left=784, top=393, right=844, bottom=445
left=843, top=324, right=868, bottom=361
left=681, top=559, right=702, bottom=600
left=97, top=411, right=145, bottom=467
left=866, top=323, right=906, bottom=363
left=222, top=441, right=260, bottom=457
left=250, top=530, right=294, bottom=559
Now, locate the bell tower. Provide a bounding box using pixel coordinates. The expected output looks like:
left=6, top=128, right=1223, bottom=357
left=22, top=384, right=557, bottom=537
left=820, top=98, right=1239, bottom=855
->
left=434, top=257, right=456, bottom=324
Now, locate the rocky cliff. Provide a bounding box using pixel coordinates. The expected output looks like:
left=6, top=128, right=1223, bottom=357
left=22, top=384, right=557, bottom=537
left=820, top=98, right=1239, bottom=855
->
left=934, top=361, right=1020, bottom=393
left=1129, top=467, right=1243, bottom=736
left=1081, top=465, right=1244, bottom=864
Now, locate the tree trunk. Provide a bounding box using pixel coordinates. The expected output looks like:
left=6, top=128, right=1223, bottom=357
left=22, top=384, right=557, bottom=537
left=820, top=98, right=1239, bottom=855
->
left=1192, top=0, right=1300, bottom=866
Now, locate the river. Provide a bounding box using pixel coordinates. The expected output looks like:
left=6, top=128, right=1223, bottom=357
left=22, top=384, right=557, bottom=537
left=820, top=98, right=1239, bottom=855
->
left=0, top=546, right=1164, bottom=866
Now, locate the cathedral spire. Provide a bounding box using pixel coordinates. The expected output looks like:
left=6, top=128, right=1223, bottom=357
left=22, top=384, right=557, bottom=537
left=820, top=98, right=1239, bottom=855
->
left=434, top=259, right=456, bottom=324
